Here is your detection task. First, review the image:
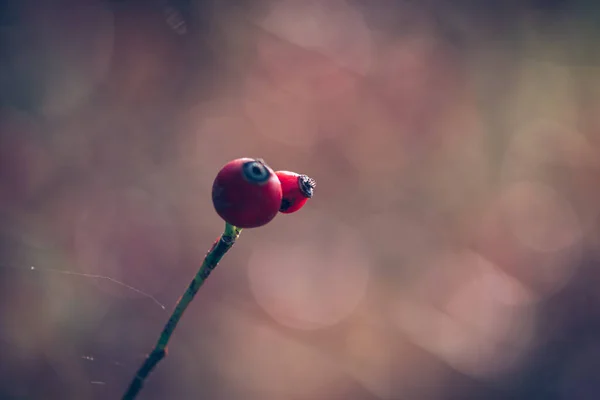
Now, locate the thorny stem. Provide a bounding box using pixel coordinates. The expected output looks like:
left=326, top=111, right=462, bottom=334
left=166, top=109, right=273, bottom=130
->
left=122, top=222, right=243, bottom=400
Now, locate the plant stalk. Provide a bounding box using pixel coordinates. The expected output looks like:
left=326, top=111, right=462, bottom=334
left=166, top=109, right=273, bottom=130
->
left=122, top=222, right=242, bottom=400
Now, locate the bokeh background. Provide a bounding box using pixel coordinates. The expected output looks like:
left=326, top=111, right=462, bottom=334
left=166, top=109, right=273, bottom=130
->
left=2, top=0, right=600, bottom=399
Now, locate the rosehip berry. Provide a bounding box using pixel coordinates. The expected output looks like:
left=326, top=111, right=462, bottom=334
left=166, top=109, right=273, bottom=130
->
left=212, top=158, right=282, bottom=228
left=275, top=171, right=316, bottom=214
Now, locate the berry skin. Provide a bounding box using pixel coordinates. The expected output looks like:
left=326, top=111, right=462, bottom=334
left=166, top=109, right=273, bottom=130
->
left=275, top=171, right=316, bottom=214
left=212, top=158, right=282, bottom=228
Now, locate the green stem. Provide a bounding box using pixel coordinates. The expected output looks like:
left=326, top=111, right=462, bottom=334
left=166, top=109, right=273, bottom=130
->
left=122, top=222, right=242, bottom=400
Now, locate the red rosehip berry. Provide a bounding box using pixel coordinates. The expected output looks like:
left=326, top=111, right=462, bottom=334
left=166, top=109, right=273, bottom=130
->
left=212, top=158, right=282, bottom=228
left=275, top=171, right=316, bottom=214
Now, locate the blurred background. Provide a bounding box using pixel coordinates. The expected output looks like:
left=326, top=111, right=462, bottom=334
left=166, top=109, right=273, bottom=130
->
left=2, top=0, right=600, bottom=399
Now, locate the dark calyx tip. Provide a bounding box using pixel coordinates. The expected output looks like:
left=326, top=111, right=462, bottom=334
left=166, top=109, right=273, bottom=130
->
left=242, top=159, right=271, bottom=184
left=298, top=175, right=316, bottom=198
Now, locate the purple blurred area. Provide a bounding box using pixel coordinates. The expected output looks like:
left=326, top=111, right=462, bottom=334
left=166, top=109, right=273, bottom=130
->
left=2, top=0, right=600, bottom=399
